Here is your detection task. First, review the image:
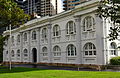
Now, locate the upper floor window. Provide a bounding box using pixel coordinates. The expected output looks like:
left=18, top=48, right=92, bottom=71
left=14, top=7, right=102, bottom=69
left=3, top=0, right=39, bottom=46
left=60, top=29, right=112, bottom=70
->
left=24, top=33, right=27, bottom=41
left=32, top=31, right=36, bottom=40
left=110, top=42, right=117, bottom=55
left=66, top=21, right=76, bottom=35
left=42, top=47, right=48, bottom=56
left=17, top=34, right=20, bottom=43
left=42, top=28, right=47, bottom=39
left=83, top=16, right=95, bottom=31
left=67, top=44, right=76, bottom=56
left=53, top=25, right=60, bottom=37
left=11, top=36, right=14, bottom=44
left=84, top=42, right=96, bottom=56
left=53, top=46, right=61, bottom=56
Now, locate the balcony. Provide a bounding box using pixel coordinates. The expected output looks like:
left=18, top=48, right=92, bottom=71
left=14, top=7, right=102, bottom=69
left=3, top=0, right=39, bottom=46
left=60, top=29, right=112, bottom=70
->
left=63, top=0, right=67, bottom=3
left=63, top=4, right=67, bottom=7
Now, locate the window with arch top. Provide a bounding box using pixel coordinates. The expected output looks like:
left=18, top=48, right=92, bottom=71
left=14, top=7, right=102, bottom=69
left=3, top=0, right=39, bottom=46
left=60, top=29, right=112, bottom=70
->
left=84, top=43, right=96, bottom=56
left=66, top=21, right=76, bottom=35
left=83, top=16, right=95, bottom=31
left=67, top=44, right=77, bottom=56
left=53, top=46, right=61, bottom=56
left=110, top=42, right=117, bottom=55
left=42, top=47, right=48, bottom=56
left=17, top=34, right=20, bottom=43
left=11, top=50, right=15, bottom=57
left=23, top=49, right=28, bottom=57
left=24, top=33, right=27, bottom=41
left=42, top=28, right=47, bottom=39
left=17, top=49, right=20, bottom=57
left=53, top=25, right=60, bottom=37
left=32, top=31, right=36, bottom=40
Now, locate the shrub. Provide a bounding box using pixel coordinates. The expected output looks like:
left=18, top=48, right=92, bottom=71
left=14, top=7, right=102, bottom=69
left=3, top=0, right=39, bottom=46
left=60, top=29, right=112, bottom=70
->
left=110, top=56, right=120, bottom=65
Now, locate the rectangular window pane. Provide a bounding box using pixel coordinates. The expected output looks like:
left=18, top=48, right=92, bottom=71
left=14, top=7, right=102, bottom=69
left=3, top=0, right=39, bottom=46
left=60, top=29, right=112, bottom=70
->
left=89, top=51, right=92, bottom=55
left=93, top=51, right=96, bottom=55
left=85, top=51, right=88, bottom=55
left=68, top=51, right=70, bottom=56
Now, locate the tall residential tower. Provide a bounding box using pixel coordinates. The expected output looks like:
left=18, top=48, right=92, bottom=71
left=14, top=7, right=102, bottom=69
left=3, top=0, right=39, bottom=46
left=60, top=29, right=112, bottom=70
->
left=63, top=0, right=91, bottom=11
left=15, top=0, right=63, bottom=17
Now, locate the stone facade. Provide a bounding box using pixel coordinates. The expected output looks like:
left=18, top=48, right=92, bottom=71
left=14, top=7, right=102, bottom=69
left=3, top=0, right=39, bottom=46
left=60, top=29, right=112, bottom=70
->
left=3, top=0, right=120, bottom=65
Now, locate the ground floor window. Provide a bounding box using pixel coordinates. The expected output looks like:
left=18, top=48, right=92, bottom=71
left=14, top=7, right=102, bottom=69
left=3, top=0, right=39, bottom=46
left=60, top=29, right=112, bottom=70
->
left=67, top=44, right=76, bottom=56
left=110, top=42, right=117, bottom=55
left=84, top=42, right=96, bottom=56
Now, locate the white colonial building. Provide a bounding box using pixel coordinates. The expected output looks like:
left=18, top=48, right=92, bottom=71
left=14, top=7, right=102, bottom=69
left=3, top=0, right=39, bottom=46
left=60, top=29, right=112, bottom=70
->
left=3, top=0, right=120, bottom=65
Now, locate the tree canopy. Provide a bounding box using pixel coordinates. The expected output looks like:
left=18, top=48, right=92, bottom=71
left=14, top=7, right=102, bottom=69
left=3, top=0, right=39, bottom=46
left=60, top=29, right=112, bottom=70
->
left=0, top=35, right=7, bottom=61
left=0, top=0, right=30, bottom=28
left=98, top=0, right=120, bottom=40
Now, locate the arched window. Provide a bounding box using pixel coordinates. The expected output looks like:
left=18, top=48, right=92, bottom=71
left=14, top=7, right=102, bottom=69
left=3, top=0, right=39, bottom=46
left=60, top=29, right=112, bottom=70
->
left=42, top=47, right=48, bottom=56
left=67, top=44, right=76, bottom=56
left=23, top=49, right=28, bottom=57
left=17, top=34, right=20, bottom=43
left=42, top=28, right=47, bottom=39
left=11, top=36, right=14, bottom=44
left=6, top=51, right=8, bottom=55
left=110, top=42, right=117, bottom=55
left=11, top=50, right=14, bottom=57
left=53, top=25, right=60, bottom=37
left=32, top=31, right=36, bottom=40
left=24, top=33, right=27, bottom=41
left=53, top=46, right=61, bottom=56
left=17, top=49, right=20, bottom=57
left=66, top=21, right=76, bottom=35
left=84, top=43, right=96, bottom=56
left=83, top=16, right=95, bottom=31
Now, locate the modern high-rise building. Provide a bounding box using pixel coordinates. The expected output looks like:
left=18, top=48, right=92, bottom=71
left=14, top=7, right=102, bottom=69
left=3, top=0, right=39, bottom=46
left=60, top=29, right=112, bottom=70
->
left=15, top=0, right=63, bottom=17
left=15, top=0, right=41, bottom=16
left=41, top=0, right=63, bottom=16
left=63, top=0, right=91, bottom=11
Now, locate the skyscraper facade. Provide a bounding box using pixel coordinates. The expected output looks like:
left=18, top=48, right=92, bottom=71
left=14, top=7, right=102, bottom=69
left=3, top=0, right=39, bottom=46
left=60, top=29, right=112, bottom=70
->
left=15, top=0, right=62, bottom=17
left=63, top=0, right=91, bottom=11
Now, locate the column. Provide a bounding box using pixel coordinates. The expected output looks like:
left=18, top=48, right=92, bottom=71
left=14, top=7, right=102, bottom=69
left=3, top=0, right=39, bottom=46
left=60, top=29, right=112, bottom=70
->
left=47, top=24, right=52, bottom=63
left=74, top=16, right=82, bottom=64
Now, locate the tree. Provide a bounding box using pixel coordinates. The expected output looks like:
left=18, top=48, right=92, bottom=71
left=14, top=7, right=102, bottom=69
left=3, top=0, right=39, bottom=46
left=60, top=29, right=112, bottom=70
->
left=0, top=0, right=30, bottom=28
left=0, top=0, right=30, bottom=63
left=98, top=0, right=120, bottom=40
left=0, top=35, right=7, bottom=62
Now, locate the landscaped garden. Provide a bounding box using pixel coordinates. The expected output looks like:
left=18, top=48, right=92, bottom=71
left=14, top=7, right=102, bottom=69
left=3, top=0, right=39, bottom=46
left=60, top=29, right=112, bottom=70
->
left=0, top=66, right=120, bottom=78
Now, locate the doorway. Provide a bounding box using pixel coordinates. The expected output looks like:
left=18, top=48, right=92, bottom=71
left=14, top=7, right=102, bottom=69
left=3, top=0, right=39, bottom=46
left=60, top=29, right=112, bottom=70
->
left=32, top=48, right=37, bottom=63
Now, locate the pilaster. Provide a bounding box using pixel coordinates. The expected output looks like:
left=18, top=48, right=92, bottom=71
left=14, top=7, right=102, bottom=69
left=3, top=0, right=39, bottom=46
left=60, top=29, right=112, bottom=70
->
left=37, top=28, right=40, bottom=63
left=74, top=16, right=82, bottom=64
left=95, top=14, right=105, bottom=65
left=47, top=24, right=52, bottom=63
left=20, top=32, right=23, bottom=62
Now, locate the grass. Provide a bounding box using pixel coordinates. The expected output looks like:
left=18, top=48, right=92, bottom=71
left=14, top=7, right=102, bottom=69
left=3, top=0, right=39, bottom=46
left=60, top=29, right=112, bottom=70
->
left=0, top=67, right=120, bottom=78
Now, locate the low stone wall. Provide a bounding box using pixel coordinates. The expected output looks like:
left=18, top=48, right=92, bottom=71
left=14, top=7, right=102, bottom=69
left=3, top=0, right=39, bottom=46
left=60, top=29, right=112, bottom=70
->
left=3, top=62, right=105, bottom=71
left=106, top=65, right=120, bottom=70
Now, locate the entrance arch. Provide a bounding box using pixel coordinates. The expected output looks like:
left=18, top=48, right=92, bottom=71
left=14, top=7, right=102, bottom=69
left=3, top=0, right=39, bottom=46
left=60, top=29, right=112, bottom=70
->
left=32, top=48, right=37, bottom=63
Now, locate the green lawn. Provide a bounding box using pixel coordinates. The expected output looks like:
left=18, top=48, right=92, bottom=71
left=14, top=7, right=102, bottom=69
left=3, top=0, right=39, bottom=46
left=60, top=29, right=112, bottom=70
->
left=0, top=67, right=120, bottom=78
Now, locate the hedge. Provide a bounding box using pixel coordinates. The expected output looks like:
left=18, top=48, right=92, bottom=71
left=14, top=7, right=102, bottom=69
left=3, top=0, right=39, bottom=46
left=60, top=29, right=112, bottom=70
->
left=110, top=56, right=120, bottom=65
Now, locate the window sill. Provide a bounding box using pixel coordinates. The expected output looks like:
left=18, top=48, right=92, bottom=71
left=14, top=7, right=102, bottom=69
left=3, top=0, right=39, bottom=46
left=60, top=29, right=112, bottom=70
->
left=66, top=34, right=76, bottom=36
left=82, top=30, right=95, bottom=33
left=67, top=56, right=77, bottom=58
left=53, top=56, right=61, bottom=58
left=52, top=36, right=61, bottom=38
left=83, top=56, right=96, bottom=58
